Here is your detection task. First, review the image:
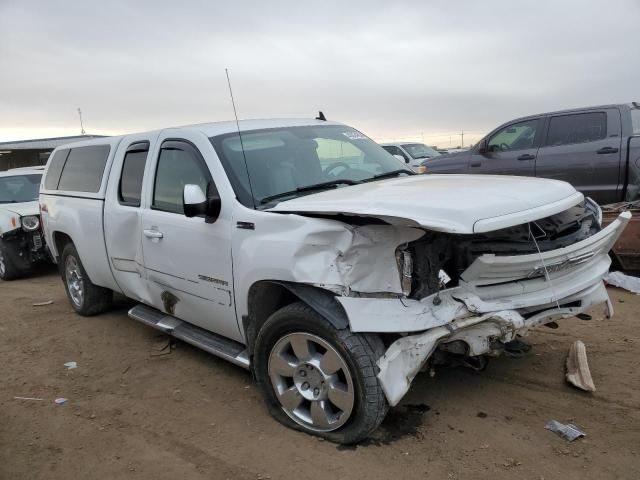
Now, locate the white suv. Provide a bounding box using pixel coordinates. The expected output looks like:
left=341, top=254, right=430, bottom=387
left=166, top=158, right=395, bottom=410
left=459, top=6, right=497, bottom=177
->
left=40, top=118, right=629, bottom=444
left=0, top=166, right=49, bottom=280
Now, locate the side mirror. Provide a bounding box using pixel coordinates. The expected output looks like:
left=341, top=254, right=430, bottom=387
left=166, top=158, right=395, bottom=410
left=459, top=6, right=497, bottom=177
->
left=183, top=184, right=221, bottom=221
left=477, top=139, right=488, bottom=154
left=393, top=154, right=407, bottom=163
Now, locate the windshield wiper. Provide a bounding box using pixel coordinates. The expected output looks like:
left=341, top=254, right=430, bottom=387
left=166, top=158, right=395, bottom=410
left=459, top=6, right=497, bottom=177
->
left=259, top=179, right=360, bottom=205
left=365, top=169, right=415, bottom=182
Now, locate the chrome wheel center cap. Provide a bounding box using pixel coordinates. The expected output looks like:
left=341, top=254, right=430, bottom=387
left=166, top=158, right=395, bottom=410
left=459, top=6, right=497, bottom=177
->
left=293, top=363, right=329, bottom=401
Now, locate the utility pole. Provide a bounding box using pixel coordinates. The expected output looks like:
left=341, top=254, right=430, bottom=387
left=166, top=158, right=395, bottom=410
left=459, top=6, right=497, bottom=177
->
left=460, top=128, right=464, bottom=148
left=77, top=108, right=86, bottom=135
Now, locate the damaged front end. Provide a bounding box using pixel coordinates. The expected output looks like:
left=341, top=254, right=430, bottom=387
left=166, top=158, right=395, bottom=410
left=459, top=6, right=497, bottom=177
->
left=335, top=204, right=630, bottom=406
left=0, top=223, right=49, bottom=272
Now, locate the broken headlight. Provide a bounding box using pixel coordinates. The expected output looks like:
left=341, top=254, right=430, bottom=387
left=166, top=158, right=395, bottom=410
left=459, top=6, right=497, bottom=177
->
left=585, top=197, right=602, bottom=227
left=397, top=248, right=413, bottom=297
left=21, top=215, right=40, bottom=232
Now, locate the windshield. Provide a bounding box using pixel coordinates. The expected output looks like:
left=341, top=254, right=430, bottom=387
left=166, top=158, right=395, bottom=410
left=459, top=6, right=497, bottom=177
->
left=0, top=174, right=42, bottom=204
left=210, top=125, right=411, bottom=207
left=401, top=143, right=441, bottom=159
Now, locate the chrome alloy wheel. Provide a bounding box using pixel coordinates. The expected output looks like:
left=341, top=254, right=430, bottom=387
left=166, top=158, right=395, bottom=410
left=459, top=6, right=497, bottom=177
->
left=65, top=255, right=84, bottom=307
left=0, top=249, right=6, bottom=277
left=268, top=332, right=355, bottom=432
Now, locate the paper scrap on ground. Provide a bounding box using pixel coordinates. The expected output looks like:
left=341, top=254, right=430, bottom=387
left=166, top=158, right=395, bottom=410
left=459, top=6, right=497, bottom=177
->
left=63, top=361, right=77, bottom=369
left=54, top=398, right=68, bottom=405
left=32, top=300, right=54, bottom=306
left=545, top=420, right=586, bottom=441
left=604, top=271, right=640, bottom=295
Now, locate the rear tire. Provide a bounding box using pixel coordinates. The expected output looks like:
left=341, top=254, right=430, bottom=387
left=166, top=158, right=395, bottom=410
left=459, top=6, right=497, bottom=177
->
left=254, top=302, right=388, bottom=444
left=0, top=239, right=22, bottom=281
left=60, top=243, right=113, bottom=316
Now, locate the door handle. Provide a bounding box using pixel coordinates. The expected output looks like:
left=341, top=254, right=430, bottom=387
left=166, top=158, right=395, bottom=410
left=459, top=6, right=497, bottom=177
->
left=517, top=154, right=536, bottom=161
left=597, top=147, right=619, bottom=154
left=143, top=229, right=164, bottom=239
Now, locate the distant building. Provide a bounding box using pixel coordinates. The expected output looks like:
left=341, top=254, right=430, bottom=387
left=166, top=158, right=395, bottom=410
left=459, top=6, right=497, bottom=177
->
left=0, top=135, right=106, bottom=171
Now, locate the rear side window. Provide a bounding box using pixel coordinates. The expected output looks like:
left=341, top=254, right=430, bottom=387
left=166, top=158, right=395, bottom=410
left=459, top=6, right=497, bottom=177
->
left=152, top=141, right=211, bottom=214
left=119, top=142, right=149, bottom=207
left=44, top=149, right=69, bottom=190
left=57, top=145, right=111, bottom=192
left=546, top=112, right=607, bottom=147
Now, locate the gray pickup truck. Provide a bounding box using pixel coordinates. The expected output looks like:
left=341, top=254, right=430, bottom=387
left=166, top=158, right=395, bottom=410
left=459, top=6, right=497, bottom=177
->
left=422, top=103, right=640, bottom=205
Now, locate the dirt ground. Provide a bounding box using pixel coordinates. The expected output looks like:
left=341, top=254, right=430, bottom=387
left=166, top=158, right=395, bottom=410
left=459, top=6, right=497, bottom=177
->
left=1, top=267, right=639, bottom=480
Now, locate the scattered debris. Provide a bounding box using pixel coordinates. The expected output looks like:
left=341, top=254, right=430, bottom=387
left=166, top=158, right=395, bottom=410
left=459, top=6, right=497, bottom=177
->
left=121, top=365, right=131, bottom=374
left=14, top=396, right=43, bottom=401
left=477, top=411, right=488, bottom=418
left=504, top=338, right=532, bottom=357
left=32, top=300, right=53, bottom=307
left=54, top=398, right=68, bottom=405
left=545, top=420, right=586, bottom=441
left=566, top=340, right=596, bottom=392
left=64, top=361, right=78, bottom=369
left=604, top=271, right=640, bottom=295
left=150, top=336, right=173, bottom=356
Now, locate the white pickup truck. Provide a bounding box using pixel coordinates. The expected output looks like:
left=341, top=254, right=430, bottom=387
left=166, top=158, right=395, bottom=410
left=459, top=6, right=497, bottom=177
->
left=40, top=118, right=630, bottom=444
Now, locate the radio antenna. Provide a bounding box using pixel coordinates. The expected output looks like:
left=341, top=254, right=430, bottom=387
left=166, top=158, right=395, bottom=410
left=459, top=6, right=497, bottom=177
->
left=225, top=68, right=256, bottom=209
left=77, top=108, right=86, bottom=135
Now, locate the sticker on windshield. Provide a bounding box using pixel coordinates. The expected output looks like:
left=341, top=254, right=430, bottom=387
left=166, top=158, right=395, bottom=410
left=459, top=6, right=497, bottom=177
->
left=342, top=131, right=367, bottom=140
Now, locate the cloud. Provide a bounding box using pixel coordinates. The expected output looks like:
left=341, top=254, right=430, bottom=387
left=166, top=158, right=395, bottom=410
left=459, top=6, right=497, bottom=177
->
left=1, top=0, right=639, bottom=145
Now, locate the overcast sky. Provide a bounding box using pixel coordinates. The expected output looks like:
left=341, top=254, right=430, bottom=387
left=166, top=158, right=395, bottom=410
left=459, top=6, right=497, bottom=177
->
left=1, top=0, right=639, bottom=146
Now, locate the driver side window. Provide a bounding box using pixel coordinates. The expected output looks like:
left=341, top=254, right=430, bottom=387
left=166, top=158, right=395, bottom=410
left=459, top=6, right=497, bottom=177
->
left=488, top=119, right=538, bottom=153
left=152, top=141, right=212, bottom=214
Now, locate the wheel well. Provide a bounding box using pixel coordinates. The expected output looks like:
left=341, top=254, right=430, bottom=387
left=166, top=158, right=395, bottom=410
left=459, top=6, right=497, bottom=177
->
left=244, top=281, right=297, bottom=353
left=52, top=231, right=73, bottom=260
left=244, top=281, right=349, bottom=354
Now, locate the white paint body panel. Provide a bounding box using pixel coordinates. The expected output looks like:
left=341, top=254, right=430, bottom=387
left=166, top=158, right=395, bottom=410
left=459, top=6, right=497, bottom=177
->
left=268, top=174, right=584, bottom=233
left=0, top=201, right=39, bottom=234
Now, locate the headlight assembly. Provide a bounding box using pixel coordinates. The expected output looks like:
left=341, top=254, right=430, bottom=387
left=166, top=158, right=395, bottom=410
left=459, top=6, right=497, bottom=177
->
left=585, top=197, right=602, bottom=227
left=21, top=215, right=40, bottom=232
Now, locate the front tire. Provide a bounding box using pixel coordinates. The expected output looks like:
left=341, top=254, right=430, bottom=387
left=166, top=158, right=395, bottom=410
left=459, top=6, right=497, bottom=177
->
left=254, top=302, right=388, bottom=444
left=0, top=240, right=22, bottom=281
left=60, top=243, right=113, bottom=316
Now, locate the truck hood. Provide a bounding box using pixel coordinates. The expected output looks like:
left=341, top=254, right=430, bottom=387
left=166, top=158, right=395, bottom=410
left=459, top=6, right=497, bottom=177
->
left=0, top=201, right=39, bottom=217
left=268, top=174, right=584, bottom=234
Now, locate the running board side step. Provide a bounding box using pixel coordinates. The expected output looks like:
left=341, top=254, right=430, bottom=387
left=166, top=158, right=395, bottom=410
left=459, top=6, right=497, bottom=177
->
left=128, top=304, right=250, bottom=369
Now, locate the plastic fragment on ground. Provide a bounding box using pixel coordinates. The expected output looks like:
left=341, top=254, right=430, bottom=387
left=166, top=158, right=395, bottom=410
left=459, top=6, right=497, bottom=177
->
left=63, top=361, right=77, bottom=369
left=604, top=271, right=640, bottom=294
left=54, top=398, right=68, bottom=405
left=566, top=340, right=596, bottom=392
left=545, top=420, right=586, bottom=441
